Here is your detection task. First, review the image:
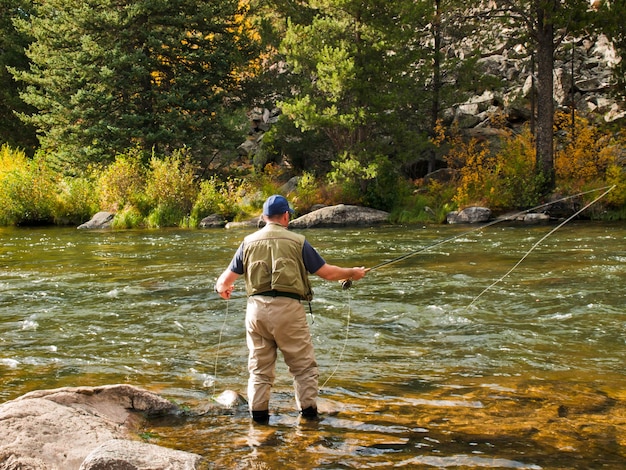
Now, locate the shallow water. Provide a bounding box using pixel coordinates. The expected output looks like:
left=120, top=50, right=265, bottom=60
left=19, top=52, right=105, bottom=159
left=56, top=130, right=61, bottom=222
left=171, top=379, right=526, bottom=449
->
left=1, top=223, right=625, bottom=469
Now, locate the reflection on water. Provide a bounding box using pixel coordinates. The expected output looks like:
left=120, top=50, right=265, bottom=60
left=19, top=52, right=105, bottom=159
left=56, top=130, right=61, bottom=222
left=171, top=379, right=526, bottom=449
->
left=1, top=223, right=625, bottom=469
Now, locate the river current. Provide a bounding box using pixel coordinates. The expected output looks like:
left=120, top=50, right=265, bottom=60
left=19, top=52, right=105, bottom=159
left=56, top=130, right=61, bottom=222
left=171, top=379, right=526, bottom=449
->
left=1, top=223, right=625, bottom=469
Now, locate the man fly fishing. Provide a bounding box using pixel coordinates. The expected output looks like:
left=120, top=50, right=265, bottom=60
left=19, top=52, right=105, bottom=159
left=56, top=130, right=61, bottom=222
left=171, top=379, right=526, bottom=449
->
left=215, top=195, right=368, bottom=424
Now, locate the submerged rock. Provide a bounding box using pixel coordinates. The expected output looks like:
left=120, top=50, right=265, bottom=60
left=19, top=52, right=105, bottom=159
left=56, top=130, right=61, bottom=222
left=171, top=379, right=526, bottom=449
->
left=213, top=390, right=248, bottom=409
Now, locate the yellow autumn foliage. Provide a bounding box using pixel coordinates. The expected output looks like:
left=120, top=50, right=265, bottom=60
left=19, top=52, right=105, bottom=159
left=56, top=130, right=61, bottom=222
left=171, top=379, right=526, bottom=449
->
left=554, top=111, right=619, bottom=186
left=440, top=110, right=623, bottom=213
left=442, top=124, right=496, bottom=208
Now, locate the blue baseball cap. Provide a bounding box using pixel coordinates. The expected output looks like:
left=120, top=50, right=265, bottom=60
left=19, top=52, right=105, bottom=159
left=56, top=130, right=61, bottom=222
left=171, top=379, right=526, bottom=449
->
left=263, top=195, right=294, bottom=216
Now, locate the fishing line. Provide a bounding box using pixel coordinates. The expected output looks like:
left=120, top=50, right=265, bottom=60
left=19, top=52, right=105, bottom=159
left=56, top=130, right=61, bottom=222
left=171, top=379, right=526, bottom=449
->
left=210, top=186, right=614, bottom=398
left=212, top=298, right=230, bottom=397
left=364, top=185, right=615, bottom=275
left=466, top=184, right=615, bottom=308
left=320, top=286, right=352, bottom=390
left=328, top=186, right=613, bottom=387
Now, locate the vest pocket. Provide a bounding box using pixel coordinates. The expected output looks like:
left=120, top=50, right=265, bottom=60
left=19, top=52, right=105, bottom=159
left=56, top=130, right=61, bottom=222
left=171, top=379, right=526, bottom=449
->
left=271, top=257, right=301, bottom=291
left=248, top=260, right=272, bottom=291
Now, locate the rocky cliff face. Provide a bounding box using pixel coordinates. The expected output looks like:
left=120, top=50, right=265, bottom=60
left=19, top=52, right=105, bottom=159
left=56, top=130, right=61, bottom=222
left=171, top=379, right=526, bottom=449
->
left=450, top=33, right=623, bottom=129
left=238, top=31, right=623, bottom=171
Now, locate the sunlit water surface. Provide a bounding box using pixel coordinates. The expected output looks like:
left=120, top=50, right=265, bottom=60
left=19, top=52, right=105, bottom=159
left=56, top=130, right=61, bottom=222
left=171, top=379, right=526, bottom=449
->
left=1, top=223, right=625, bottom=469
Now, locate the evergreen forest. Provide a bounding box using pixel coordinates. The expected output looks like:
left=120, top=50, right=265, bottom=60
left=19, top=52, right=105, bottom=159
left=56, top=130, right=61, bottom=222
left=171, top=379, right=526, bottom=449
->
left=1, top=0, right=625, bottom=227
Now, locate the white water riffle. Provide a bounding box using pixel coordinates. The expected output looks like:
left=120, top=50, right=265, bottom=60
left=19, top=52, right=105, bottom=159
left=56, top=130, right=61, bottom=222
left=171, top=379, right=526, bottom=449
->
left=1, top=223, right=625, bottom=468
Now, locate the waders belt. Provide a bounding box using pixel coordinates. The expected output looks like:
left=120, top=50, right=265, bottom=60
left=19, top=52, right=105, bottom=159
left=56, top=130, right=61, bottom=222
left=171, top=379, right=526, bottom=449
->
left=252, top=290, right=302, bottom=301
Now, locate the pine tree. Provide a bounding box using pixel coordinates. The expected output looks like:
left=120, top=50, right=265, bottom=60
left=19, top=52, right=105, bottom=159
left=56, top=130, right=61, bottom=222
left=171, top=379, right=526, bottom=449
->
left=423, top=0, right=486, bottom=174
left=494, top=0, right=592, bottom=193
left=12, top=0, right=259, bottom=171
left=0, top=0, right=38, bottom=153
left=275, top=0, right=485, bottom=178
left=279, top=1, right=432, bottom=156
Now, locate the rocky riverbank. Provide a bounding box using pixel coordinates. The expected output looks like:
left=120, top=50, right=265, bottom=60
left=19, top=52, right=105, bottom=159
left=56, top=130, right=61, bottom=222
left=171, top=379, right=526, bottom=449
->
left=78, top=202, right=561, bottom=230
left=2, top=377, right=625, bottom=469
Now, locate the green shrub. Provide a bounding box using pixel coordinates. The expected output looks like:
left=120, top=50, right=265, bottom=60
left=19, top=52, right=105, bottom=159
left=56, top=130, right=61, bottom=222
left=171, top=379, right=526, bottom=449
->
left=292, top=171, right=321, bottom=213
left=605, top=164, right=626, bottom=208
left=487, top=127, right=544, bottom=210
left=0, top=147, right=57, bottom=225
left=391, top=180, right=457, bottom=224
left=54, top=176, right=99, bottom=225
left=96, top=149, right=146, bottom=212
left=189, top=177, right=232, bottom=225
left=361, top=155, right=407, bottom=211
left=144, top=150, right=198, bottom=227
left=443, top=125, right=545, bottom=211
left=327, top=151, right=370, bottom=204
left=554, top=111, right=618, bottom=188
left=190, top=173, right=285, bottom=225
left=248, top=163, right=284, bottom=199
left=112, top=205, right=144, bottom=229
left=327, top=151, right=404, bottom=210
left=0, top=144, right=25, bottom=225
left=146, top=204, right=187, bottom=228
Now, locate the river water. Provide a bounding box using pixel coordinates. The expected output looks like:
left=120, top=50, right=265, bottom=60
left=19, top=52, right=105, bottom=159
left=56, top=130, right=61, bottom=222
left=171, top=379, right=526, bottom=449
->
left=1, top=223, right=625, bottom=469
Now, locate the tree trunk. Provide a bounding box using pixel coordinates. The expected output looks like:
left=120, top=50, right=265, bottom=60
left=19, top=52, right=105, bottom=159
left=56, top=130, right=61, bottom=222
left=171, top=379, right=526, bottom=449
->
left=429, top=0, right=442, bottom=174
left=534, top=1, right=556, bottom=193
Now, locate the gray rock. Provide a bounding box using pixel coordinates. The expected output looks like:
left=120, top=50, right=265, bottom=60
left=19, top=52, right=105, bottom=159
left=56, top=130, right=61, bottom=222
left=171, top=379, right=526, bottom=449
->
left=212, top=390, right=247, bottom=409
left=236, top=138, right=259, bottom=157
left=0, top=453, right=49, bottom=470
left=522, top=212, right=551, bottom=224
left=198, top=214, right=227, bottom=228
left=289, top=204, right=389, bottom=228
left=447, top=206, right=492, bottom=224
left=79, top=439, right=201, bottom=470
left=233, top=31, right=625, bottom=170
left=458, top=33, right=625, bottom=128
left=225, top=217, right=262, bottom=229
left=0, top=384, right=202, bottom=470
left=279, top=176, right=300, bottom=194
left=77, top=212, right=114, bottom=230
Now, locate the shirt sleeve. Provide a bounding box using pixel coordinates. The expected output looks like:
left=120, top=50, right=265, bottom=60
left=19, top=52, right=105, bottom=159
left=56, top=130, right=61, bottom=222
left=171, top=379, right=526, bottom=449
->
left=302, top=240, right=326, bottom=274
left=227, top=243, right=245, bottom=275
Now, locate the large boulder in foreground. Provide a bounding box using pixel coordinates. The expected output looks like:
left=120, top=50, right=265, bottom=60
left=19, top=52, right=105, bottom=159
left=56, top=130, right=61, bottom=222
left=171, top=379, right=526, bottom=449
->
left=289, top=204, right=389, bottom=229
left=0, top=384, right=202, bottom=470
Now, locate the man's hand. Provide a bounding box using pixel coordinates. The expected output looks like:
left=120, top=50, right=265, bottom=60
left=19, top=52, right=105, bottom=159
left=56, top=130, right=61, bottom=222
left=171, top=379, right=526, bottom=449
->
left=351, top=266, right=369, bottom=281
left=215, top=285, right=234, bottom=300
left=339, top=267, right=369, bottom=289
left=215, top=269, right=240, bottom=300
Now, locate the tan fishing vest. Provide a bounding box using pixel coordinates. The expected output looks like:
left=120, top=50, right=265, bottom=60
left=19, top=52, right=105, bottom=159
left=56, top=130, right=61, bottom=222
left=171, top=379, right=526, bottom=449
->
left=242, top=223, right=313, bottom=300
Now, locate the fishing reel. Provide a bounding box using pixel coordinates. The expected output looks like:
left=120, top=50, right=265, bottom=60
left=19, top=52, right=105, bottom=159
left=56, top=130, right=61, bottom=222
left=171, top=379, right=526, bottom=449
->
left=340, top=279, right=353, bottom=290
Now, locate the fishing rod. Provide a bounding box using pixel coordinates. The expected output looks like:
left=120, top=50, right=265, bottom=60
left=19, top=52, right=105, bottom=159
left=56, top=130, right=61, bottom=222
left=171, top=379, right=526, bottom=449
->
left=340, top=185, right=615, bottom=289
